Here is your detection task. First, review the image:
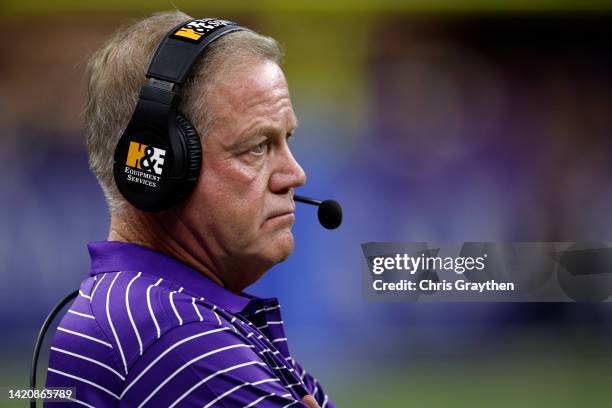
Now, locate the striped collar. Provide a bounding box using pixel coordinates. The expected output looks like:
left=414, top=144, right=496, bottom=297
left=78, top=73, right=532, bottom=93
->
left=87, top=240, right=255, bottom=314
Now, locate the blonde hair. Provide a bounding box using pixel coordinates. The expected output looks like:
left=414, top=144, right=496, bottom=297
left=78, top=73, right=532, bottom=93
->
left=85, top=11, right=282, bottom=213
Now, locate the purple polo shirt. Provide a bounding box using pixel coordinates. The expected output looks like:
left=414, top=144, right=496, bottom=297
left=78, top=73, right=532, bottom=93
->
left=44, top=241, right=335, bottom=408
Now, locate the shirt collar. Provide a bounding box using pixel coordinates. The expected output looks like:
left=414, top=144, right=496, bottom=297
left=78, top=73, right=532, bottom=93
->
left=88, top=240, right=255, bottom=314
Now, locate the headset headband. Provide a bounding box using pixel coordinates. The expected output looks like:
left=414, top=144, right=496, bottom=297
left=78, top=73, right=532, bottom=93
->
left=147, top=18, right=246, bottom=85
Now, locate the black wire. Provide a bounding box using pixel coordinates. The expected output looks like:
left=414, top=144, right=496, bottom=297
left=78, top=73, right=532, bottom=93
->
left=294, top=194, right=322, bottom=206
left=29, top=290, right=79, bottom=408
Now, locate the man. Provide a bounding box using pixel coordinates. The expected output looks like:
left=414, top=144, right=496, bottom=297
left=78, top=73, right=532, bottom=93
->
left=45, top=11, right=334, bottom=408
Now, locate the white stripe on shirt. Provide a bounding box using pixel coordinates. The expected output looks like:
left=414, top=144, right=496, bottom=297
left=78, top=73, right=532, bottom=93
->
left=48, top=367, right=119, bottom=399
left=212, top=305, right=222, bottom=326
left=67, top=310, right=95, bottom=319
left=312, top=378, right=319, bottom=397
left=243, top=392, right=275, bottom=408
left=57, top=327, right=113, bottom=348
left=50, top=347, right=125, bottom=381
left=90, top=273, right=107, bottom=301
left=170, top=291, right=183, bottom=326
left=79, top=291, right=91, bottom=300
left=192, top=298, right=203, bottom=322
left=204, top=378, right=280, bottom=408
left=126, top=272, right=144, bottom=356
left=250, top=305, right=281, bottom=315
left=146, top=278, right=163, bottom=339
left=168, top=361, right=267, bottom=408
left=106, top=272, right=128, bottom=375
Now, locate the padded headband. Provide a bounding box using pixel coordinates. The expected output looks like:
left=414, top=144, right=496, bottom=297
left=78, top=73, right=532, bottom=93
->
left=147, top=18, right=247, bottom=85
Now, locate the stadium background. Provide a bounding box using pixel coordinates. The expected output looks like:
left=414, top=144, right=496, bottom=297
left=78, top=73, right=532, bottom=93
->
left=1, top=1, right=612, bottom=406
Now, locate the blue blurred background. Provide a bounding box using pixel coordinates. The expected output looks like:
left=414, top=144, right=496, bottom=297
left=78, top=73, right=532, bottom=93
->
left=2, top=1, right=612, bottom=406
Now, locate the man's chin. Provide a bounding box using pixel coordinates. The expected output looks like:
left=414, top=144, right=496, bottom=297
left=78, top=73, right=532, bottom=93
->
left=236, top=232, right=294, bottom=290
left=269, top=230, right=295, bottom=263
left=247, top=227, right=295, bottom=268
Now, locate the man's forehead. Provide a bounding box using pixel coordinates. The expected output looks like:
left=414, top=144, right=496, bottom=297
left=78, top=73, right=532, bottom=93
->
left=207, top=59, right=297, bottom=139
left=213, top=59, right=291, bottom=110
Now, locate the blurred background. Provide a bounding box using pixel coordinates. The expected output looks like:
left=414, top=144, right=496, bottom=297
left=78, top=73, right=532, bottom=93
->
left=2, top=1, right=612, bottom=407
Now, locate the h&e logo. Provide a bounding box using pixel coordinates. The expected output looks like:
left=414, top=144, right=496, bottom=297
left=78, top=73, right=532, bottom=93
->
left=126, top=142, right=166, bottom=176
left=172, top=19, right=230, bottom=42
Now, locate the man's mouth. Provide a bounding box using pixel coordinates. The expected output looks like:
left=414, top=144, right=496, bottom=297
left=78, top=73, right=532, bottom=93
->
left=263, top=209, right=296, bottom=226
left=268, top=210, right=294, bottom=218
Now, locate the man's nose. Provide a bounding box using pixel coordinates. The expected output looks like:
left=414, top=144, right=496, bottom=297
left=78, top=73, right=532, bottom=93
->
left=270, top=145, right=307, bottom=193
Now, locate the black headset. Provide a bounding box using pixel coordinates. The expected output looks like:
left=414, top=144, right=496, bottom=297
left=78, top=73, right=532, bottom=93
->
left=113, top=18, right=247, bottom=212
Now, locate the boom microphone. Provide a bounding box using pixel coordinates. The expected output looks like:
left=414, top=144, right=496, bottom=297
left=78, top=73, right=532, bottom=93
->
left=294, top=194, right=342, bottom=229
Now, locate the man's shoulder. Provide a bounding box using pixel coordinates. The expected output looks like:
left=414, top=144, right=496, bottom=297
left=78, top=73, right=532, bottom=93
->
left=85, top=272, right=228, bottom=363
left=49, top=272, right=229, bottom=372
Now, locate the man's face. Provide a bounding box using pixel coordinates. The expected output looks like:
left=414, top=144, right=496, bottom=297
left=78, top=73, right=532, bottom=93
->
left=178, top=59, right=306, bottom=290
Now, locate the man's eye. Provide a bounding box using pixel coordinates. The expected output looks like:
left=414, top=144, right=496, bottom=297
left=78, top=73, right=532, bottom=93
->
left=250, top=142, right=268, bottom=155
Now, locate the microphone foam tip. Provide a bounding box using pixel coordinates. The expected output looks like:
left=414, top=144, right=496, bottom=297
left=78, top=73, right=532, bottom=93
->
left=318, top=199, right=342, bottom=229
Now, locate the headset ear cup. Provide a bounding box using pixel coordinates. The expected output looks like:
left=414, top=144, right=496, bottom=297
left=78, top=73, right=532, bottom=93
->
left=175, top=113, right=202, bottom=195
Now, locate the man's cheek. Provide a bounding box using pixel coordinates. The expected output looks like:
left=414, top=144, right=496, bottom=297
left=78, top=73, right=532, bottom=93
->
left=226, top=157, right=262, bottom=184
